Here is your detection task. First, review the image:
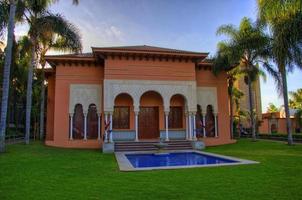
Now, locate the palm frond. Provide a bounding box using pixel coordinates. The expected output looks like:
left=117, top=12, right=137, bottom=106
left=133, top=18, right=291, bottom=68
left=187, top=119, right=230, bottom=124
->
left=34, top=13, right=82, bottom=53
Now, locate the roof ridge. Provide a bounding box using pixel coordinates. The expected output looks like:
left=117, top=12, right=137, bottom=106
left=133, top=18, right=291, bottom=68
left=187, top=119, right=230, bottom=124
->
left=92, top=45, right=208, bottom=54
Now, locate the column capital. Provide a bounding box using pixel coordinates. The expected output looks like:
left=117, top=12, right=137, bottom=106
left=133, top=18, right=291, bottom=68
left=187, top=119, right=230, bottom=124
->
left=189, top=111, right=196, bottom=116
left=134, top=111, right=139, bottom=115
left=83, top=112, right=88, bottom=117
left=97, top=113, right=102, bottom=116
left=164, top=111, right=170, bottom=116
left=69, top=113, right=74, bottom=117
left=134, top=104, right=140, bottom=112
left=104, top=111, right=113, bottom=115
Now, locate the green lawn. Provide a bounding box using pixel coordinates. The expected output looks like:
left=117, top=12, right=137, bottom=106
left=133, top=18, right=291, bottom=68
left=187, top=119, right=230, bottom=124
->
left=1, top=139, right=302, bottom=200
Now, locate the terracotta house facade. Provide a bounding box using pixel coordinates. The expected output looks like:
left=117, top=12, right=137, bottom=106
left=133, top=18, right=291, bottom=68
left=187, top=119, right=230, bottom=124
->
left=45, top=45, right=234, bottom=149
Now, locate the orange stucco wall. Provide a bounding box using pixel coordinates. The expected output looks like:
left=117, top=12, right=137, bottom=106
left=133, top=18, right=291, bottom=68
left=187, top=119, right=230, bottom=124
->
left=259, top=118, right=298, bottom=134
left=45, top=65, right=104, bottom=148
left=259, top=119, right=269, bottom=133
left=105, top=58, right=195, bottom=81
left=196, top=69, right=235, bottom=146
left=46, top=74, right=55, bottom=141
left=45, top=58, right=235, bottom=148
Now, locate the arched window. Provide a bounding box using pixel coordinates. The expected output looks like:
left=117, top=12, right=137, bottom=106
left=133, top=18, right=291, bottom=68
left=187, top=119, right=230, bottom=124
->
left=205, top=105, right=215, bottom=137
left=271, top=124, right=277, bottom=133
left=196, top=104, right=203, bottom=137
left=73, top=104, right=84, bottom=139
left=87, top=104, right=98, bottom=139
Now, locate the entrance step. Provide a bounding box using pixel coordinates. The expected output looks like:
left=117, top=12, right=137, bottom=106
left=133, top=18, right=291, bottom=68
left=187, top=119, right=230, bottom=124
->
left=114, top=140, right=193, bottom=152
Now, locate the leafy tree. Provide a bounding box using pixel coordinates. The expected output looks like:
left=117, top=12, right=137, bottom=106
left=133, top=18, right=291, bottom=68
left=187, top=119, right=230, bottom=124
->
left=216, top=17, right=279, bottom=141
left=0, top=0, right=81, bottom=148
left=258, top=0, right=302, bottom=145
left=13, top=0, right=82, bottom=144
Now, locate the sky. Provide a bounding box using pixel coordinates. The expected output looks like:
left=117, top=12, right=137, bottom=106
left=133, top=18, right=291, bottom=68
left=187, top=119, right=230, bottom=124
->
left=14, top=0, right=302, bottom=112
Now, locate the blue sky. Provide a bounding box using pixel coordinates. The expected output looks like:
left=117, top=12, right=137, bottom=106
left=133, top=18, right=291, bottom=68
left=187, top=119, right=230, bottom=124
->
left=14, top=0, right=302, bottom=112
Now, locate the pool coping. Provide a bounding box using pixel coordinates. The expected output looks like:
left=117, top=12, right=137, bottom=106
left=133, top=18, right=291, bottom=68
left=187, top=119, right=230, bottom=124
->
left=115, top=150, right=259, bottom=171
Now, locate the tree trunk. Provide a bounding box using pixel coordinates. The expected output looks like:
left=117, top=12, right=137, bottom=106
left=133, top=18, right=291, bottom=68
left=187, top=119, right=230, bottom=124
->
left=39, top=63, right=46, bottom=140
left=281, top=70, right=293, bottom=145
left=247, top=76, right=256, bottom=141
left=0, top=0, right=17, bottom=153
left=24, top=39, right=36, bottom=145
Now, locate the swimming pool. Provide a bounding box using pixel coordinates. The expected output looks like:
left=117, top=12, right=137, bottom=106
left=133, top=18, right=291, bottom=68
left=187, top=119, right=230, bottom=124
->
left=115, top=150, right=258, bottom=171
left=126, top=152, right=238, bottom=168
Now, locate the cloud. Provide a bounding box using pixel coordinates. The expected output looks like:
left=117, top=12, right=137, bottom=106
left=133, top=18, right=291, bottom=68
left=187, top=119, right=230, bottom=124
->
left=104, top=25, right=124, bottom=42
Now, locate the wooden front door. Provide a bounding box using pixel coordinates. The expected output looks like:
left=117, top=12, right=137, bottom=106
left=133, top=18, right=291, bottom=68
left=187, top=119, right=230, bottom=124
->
left=139, top=107, right=159, bottom=139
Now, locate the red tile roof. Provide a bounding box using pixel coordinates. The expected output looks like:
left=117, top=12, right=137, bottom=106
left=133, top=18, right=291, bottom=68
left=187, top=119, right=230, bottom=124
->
left=92, top=45, right=208, bottom=55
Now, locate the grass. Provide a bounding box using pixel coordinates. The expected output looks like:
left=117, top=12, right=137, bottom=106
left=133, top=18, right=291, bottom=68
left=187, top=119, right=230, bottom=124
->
left=1, top=139, right=302, bottom=200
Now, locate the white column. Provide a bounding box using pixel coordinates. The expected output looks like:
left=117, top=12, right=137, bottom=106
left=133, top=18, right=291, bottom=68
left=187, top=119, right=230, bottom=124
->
left=188, top=114, right=192, bottom=140
left=203, top=114, right=206, bottom=138
left=97, top=113, right=101, bottom=141
left=165, top=111, right=169, bottom=141
left=185, top=112, right=189, bottom=140
left=104, top=113, right=108, bottom=142
left=109, top=112, right=113, bottom=143
left=135, top=111, right=139, bottom=142
left=193, top=113, right=197, bottom=140
left=215, top=113, right=218, bottom=137
left=69, top=113, right=73, bottom=140
left=84, top=113, right=87, bottom=140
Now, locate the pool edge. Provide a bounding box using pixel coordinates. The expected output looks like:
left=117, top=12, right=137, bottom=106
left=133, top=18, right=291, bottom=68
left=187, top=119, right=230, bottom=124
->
left=115, top=150, right=259, bottom=172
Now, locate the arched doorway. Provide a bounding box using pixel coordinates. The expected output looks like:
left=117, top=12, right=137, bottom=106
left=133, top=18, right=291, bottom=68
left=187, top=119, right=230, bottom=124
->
left=169, top=94, right=185, bottom=129
left=139, top=91, right=163, bottom=139
left=113, top=93, right=134, bottom=130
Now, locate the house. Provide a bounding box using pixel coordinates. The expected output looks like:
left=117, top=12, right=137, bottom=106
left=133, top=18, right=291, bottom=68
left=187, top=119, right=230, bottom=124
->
left=44, top=45, right=235, bottom=149
left=259, top=108, right=301, bottom=134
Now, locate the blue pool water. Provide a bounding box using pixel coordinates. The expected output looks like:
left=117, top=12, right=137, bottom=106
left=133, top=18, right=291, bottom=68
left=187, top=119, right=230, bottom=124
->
left=126, top=152, right=238, bottom=168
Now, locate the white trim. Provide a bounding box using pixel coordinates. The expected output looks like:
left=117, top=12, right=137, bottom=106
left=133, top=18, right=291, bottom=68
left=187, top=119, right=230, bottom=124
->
left=69, top=84, right=102, bottom=113
left=104, top=79, right=197, bottom=112
left=69, top=113, right=73, bottom=140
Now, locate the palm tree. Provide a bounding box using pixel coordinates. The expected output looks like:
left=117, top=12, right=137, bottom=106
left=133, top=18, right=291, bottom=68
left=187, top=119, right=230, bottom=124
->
left=0, top=0, right=17, bottom=152
left=267, top=103, right=279, bottom=113
left=258, top=0, right=302, bottom=145
left=216, top=17, right=279, bottom=141
left=289, top=89, right=302, bottom=109
left=37, top=17, right=82, bottom=140
left=23, top=1, right=82, bottom=144
left=213, top=51, right=242, bottom=139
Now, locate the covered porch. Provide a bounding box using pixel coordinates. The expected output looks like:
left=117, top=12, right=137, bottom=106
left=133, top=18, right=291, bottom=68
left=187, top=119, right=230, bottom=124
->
left=103, top=79, right=219, bottom=143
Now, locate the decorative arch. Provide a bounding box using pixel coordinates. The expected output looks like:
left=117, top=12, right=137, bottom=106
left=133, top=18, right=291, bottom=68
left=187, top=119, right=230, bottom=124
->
left=69, top=84, right=101, bottom=113
left=196, top=87, right=218, bottom=114
left=104, top=79, right=197, bottom=112
left=196, top=104, right=204, bottom=137
left=169, top=94, right=186, bottom=129
left=113, top=93, right=133, bottom=129
left=205, top=104, right=215, bottom=137
left=87, top=104, right=98, bottom=139
left=139, top=90, right=164, bottom=104
left=72, top=104, right=84, bottom=139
